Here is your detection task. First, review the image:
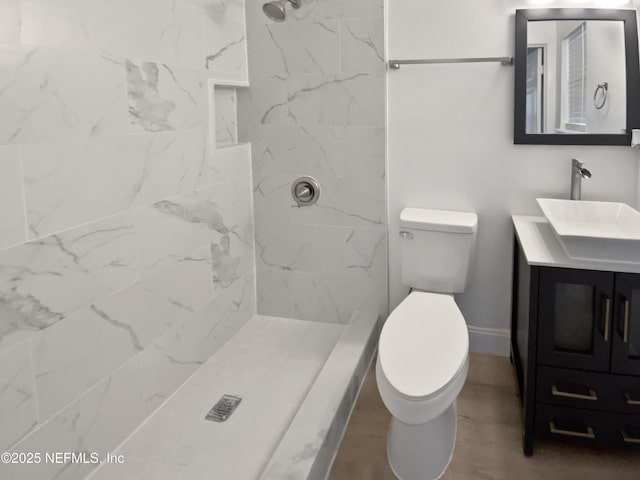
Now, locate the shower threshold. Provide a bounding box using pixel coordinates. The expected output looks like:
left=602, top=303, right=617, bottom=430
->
left=87, top=311, right=379, bottom=480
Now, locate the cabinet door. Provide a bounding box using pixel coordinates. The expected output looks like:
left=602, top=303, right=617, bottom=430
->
left=537, top=268, right=614, bottom=372
left=611, top=273, right=640, bottom=376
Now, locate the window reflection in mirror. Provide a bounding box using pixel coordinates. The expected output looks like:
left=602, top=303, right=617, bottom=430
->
left=526, top=20, right=626, bottom=135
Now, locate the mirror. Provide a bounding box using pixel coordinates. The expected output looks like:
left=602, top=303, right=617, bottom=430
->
left=514, top=9, right=640, bottom=145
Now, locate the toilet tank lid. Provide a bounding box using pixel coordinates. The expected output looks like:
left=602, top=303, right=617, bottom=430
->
left=400, top=208, right=478, bottom=234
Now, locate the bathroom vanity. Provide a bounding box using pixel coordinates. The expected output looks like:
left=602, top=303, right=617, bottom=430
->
left=511, top=215, right=640, bottom=456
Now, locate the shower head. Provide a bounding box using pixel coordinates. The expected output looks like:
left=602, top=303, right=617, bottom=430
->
left=262, top=0, right=300, bottom=22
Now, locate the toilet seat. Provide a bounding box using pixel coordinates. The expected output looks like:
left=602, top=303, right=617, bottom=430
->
left=378, top=291, right=469, bottom=402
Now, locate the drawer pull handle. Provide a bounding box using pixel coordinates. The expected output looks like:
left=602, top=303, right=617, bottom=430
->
left=622, top=298, right=630, bottom=344
left=624, top=393, right=640, bottom=406
left=622, top=430, right=640, bottom=444
left=551, top=384, right=598, bottom=401
left=549, top=421, right=595, bottom=439
left=603, top=295, right=611, bottom=342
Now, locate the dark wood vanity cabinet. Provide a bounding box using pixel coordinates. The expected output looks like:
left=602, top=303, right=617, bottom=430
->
left=512, top=236, right=640, bottom=455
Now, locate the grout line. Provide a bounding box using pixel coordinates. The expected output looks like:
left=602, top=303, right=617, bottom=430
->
left=0, top=170, right=253, bottom=256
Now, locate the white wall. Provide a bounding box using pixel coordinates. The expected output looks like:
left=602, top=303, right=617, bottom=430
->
left=387, top=0, right=640, bottom=353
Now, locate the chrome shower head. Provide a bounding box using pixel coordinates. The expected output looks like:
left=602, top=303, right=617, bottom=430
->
left=262, top=0, right=300, bottom=22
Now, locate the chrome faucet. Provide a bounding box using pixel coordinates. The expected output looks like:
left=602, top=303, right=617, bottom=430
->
left=570, top=158, right=591, bottom=200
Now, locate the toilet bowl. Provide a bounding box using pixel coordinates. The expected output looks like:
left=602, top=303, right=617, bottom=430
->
left=377, top=207, right=477, bottom=480
left=377, top=292, right=469, bottom=480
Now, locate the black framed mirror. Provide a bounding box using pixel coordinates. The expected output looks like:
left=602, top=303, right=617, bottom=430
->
left=514, top=9, right=640, bottom=145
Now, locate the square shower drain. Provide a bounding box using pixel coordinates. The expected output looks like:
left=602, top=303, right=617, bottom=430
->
left=205, top=394, right=242, bottom=422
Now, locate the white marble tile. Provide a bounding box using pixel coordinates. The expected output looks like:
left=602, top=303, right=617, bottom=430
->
left=253, top=174, right=385, bottom=228
left=256, top=267, right=292, bottom=317
left=1, top=357, right=145, bottom=480
left=246, top=0, right=383, bottom=25
left=344, top=228, right=387, bottom=279
left=137, top=328, right=203, bottom=415
left=255, top=222, right=307, bottom=271
left=260, top=311, right=379, bottom=480
left=125, top=129, right=209, bottom=204
left=0, top=213, right=139, bottom=350
left=289, top=175, right=386, bottom=228
left=0, top=45, right=128, bottom=144
left=90, top=245, right=217, bottom=377
left=250, top=125, right=344, bottom=176
left=214, top=86, right=238, bottom=148
left=25, top=235, right=199, bottom=423
left=252, top=174, right=293, bottom=225
left=133, top=187, right=228, bottom=275
left=246, top=22, right=288, bottom=75
left=127, top=60, right=207, bottom=133
left=186, top=270, right=255, bottom=360
left=117, top=0, right=204, bottom=69
left=291, top=272, right=387, bottom=324
left=250, top=125, right=385, bottom=179
left=209, top=177, right=255, bottom=292
left=92, top=283, right=180, bottom=375
left=255, top=222, right=347, bottom=274
left=287, top=72, right=385, bottom=126
left=23, top=129, right=208, bottom=238
left=236, top=74, right=288, bottom=125
left=21, top=0, right=204, bottom=69
left=0, top=340, right=37, bottom=452
left=340, top=17, right=385, bottom=73
left=143, top=245, right=215, bottom=318
left=0, top=146, right=26, bottom=250
left=31, top=307, right=106, bottom=421
left=203, top=0, right=248, bottom=81
left=248, top=20, right=339, bottom=75
left=344, top=126, right=386, bottom=180
left=134, top=175, right=253, bottom=278
left=138, top=270, right=253, bottom=415
left=0, top=0, right=20, bottom=44
left=209, top=142, right=251, bottom=184
left=290, top=0, right=383, bottom=21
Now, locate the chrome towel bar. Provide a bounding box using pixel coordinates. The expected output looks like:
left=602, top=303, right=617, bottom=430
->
left=389, top=56, right=514, bottom=69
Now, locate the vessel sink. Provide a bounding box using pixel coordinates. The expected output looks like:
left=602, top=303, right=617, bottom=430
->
left=536, top=198, right=640, bottom=264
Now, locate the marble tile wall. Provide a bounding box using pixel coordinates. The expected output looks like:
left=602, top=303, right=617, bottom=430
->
left=239, top=0, right=388, bottom=323
left=0, top=1, right=255, bottom=477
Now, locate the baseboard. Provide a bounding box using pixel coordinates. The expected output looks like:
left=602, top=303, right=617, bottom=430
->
left=467, top=325, right=510, bottom=356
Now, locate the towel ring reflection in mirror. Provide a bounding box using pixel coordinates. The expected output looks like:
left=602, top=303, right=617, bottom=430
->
left=594, top=82, right=608, bottom=110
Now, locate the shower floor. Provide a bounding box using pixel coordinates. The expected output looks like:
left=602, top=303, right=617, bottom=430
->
left=88, top=312, right=379, bottom=480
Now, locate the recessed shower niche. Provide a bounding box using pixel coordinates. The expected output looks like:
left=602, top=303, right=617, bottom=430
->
left=211, top=83, right=242, bottom=149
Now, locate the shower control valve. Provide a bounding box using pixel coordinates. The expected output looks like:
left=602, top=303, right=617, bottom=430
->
left=291, top=176, right=320, bottom=208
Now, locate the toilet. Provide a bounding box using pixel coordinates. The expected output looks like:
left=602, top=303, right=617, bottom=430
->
left=377, top=207, right=477, bottom=480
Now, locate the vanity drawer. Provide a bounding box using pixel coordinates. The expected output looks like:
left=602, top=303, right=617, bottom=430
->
left=614, top=414, right=640, bottom=449
left=535, top=404, right=614, bottom=446
left=535, top=404, right=640, bottom=449
left=536, top=366, right=640, bottom=414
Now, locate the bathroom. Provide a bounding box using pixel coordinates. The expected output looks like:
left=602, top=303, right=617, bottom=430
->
left=1, top=0, right=640, bottom=478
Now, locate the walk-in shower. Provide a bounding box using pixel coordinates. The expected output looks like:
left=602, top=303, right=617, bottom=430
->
left=262, top=0, right=300, bottom=21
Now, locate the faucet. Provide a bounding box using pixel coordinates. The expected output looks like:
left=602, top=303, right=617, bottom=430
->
left=570, top=158, right=591, bottom=200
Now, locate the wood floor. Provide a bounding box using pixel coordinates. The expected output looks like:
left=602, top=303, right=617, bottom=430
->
left=329, top=353, right=640, bottom=480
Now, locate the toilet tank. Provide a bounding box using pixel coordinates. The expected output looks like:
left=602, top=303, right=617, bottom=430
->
left=399, top=208, right=478, bottom=294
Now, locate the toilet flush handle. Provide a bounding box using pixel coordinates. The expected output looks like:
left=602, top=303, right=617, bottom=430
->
left=399, top=231, right=414, bottom=240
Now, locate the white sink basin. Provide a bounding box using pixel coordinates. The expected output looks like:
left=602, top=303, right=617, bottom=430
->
left=537, top=198, right=640, bottom=264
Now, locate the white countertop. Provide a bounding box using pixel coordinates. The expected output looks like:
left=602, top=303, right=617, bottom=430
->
left=512, top=215, right=640, bottom=274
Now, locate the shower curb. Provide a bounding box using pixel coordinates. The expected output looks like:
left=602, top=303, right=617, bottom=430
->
left=259, top=311, right=380, bottom=480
